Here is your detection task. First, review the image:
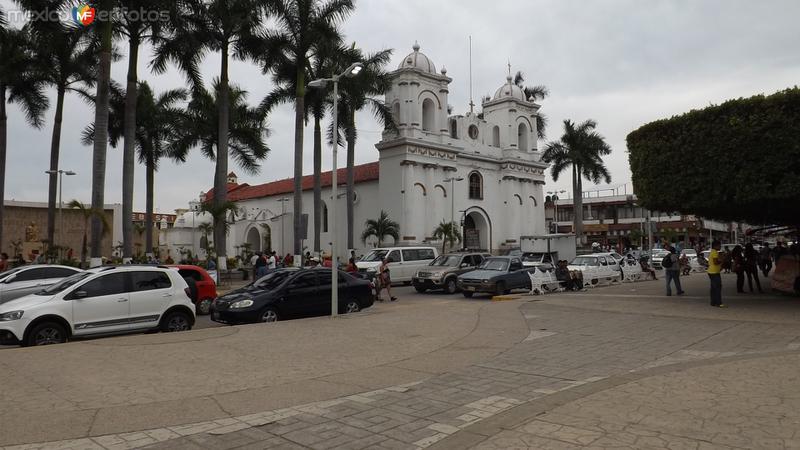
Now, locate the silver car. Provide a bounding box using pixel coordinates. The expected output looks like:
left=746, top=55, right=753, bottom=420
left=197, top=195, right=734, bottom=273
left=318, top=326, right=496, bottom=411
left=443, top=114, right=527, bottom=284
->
left=0, top=265, right=83, bottom=305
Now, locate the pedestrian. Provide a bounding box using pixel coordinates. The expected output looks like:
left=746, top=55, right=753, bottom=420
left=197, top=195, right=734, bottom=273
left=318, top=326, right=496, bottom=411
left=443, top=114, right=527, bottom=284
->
left=377, top=257, right=397, bottom=301
left=555, top=260, right=576, bottom=291
left=707, top=240, right=725, bottom=307
left=283, top=253, right=293, bottom=267
left=760, top=243, right=772, bottom=277
left=663, top=246, right=685, bottom=296
left=744, top=243, right=763, bottom=293
left=255, top=252, right=267, bottom=279
left=304, top=251, right=312, bottom=266
left=0, top=253, right=9, bottom=273
left=250, top=252, right=259, bottom=280
left=207, top=257, right=216, bottom=271
left=346, top=257, right=358, bottom=273
left=267, top=251, right=277, bottom=270
left=640, top=257, right=657, bottom=280
left=731, top=245, right=745, bottom=293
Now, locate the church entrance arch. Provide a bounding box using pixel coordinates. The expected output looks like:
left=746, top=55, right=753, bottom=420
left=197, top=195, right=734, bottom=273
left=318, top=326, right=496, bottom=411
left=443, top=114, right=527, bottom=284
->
left=246, top=226, right=262, bottom=253
left=463, top=208, right=492, bottom=252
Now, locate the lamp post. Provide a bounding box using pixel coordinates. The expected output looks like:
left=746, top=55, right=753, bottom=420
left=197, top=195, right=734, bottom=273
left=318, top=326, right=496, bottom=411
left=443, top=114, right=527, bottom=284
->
left=443, top=177, right=464, bottom=224
left=45, top=169, right=76, bottom=253
left=309, top=61, right=363, bottom=318
left=277, top=197, right=290, bottom=257
left=547, top=190, right=566, bottom=233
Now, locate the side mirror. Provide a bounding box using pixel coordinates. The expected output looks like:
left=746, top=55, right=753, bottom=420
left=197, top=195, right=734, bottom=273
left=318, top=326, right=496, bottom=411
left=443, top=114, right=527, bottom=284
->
left=4, top=274, right=15, bottom=283
left=73, top=291, right=88, bottom=299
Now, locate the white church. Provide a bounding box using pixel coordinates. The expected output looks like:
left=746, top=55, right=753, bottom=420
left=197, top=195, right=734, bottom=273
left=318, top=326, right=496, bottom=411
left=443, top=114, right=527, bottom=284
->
left=163, top=43, right=549, bottom=260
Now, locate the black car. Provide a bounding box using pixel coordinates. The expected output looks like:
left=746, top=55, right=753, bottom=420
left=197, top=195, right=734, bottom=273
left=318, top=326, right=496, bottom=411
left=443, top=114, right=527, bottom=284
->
left=457, top=256, right=531, bottom=297
left=211, top=268, right=374, bottom=324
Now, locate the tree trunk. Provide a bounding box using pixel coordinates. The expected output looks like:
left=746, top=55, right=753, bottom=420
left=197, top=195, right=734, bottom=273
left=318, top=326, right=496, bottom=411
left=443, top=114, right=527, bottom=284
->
left=293, top=67, right=306, bottom=256
left=145, top=155, right=154, bottom=256
left=122, top=36, right=140, bottom=261
left=46, top=87, right=66, bottom=247
left=214, top=44, right=230, bottom=270
left=90, top=4, right=113, bottom=267
left=573, top=164, right=584, bottom=245
left=346, top=111, right=356, bottom=252
left=81, top=217, right=88, bottom=268
left=0, top=86, right=6, bottom=250
left=313, top=115, right=321, bottom=252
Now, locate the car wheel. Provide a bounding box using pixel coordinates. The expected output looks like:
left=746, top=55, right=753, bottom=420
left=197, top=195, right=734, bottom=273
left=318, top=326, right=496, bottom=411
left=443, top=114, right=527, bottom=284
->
left=462, top=291, right=474, bottom=298
left=495, top=282, right=506, bottom=296
left=414, top=284, right=427, bottom=293
left=196, top=298, right=213, bottom=315
left=260, top=308, right=279, bottom=323
left=25, top=322, right=67, bottom=346
left=161, top=311, right=192, bottom=332
left=344, top=300, right=361, bottom=314
left=444, top=278, right=457, bottom=295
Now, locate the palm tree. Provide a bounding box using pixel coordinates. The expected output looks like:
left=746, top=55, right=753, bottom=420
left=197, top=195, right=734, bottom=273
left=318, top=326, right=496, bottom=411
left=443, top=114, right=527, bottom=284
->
left=83, top=81, right=189, bottom=259
left=432, top=221, right=461, bottom=254
left=259, top=0, right=355, bottom=257
left=333, top=45, right=395, bottom=252
left=361, top=211, right=400, bottom=248
left=68, top=200, right=110, bottom=268
left=151, top=0, right=266, bottom=271
left=0, top=25, right=49, bottom=250
left=199, top=201, right=240, bottom=255
left=541, top=119, right=612, bottom=245
left=513, top=71, right=549, bottom=139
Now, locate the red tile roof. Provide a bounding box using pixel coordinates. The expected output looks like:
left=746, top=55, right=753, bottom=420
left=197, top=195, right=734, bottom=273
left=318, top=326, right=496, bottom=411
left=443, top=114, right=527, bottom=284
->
left=205, top=161, right=379, bottom=202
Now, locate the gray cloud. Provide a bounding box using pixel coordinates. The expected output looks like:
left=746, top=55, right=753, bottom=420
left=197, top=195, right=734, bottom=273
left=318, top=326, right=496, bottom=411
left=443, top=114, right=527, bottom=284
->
left=3, top=0, right=799, bottom=213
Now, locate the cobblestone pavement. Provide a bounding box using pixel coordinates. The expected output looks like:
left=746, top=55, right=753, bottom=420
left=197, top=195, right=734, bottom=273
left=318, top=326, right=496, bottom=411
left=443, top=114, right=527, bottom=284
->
left=4, top=273, right=800, bottom=450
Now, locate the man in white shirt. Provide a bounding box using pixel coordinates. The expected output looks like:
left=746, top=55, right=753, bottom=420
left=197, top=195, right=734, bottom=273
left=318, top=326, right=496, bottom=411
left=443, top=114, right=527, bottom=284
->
left=267, top=251, right=277, bottom=270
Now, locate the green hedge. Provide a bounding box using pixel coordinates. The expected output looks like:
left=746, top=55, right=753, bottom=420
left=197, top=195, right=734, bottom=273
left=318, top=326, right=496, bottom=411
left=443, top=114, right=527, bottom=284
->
left=627, top=87, right=800, bottom=225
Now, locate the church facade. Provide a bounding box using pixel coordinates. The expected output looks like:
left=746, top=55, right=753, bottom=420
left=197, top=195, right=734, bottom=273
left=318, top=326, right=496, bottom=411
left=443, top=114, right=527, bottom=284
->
left=163, top=43, right=549, bottom=261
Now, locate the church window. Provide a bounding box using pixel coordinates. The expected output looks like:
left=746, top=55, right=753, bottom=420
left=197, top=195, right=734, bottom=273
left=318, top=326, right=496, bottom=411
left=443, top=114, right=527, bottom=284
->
left=468, top=172, right=483, bottom=200
left=392, top=102, right=400, bottom=125
left=529, top=196, right=538, bottom=207
left=514, top=194, right=523, bottom=205
left=422, top=98, right=435, bottom=131
left=468, top=125, right=479, bottom=140
left=518, top=122, right=529, bottom=151
left=492, top=126, right=500, bottom=147
left=449, top=119, right=458, bottom=138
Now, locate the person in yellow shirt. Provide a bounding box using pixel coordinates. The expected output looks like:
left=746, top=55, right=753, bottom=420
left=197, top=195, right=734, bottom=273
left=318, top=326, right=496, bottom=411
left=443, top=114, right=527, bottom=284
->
left=708, top=240, right=725, bottom=307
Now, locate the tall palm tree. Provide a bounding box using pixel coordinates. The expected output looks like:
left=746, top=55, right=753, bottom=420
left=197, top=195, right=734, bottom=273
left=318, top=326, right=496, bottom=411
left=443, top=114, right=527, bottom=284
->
left=513, top=71, right=549, bottom=139
left=199, top=200, right=240, bottom=255
left=68, top=200, right=110, bottom=268
left=82, top=81, right=189, bottom=258
left=0, top=25, right=49, bottom=250
left=260, top=0, right=355, bottom=257
left=152, top=0, right=266, bottom=270
left=361, top=211, right=400, bottom=248
left=432, top=221, right=461, bottom=254
left=333, top=45, right=395, bottom=251
left=541, top=119, right=612, bottom=245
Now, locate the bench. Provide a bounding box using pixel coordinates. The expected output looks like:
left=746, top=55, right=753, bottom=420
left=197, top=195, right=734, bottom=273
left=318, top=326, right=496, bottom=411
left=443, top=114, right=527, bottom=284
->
left=528, top=270, right=565, bottom=295
left=581, top=266, right=621, bottom=288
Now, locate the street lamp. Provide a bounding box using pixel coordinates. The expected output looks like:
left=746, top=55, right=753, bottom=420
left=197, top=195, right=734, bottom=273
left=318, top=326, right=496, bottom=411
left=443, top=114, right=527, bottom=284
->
left=277, top=197, right=290, bottom=258
left=443, top=177, right=464, bottom=224
left=547, top=190, right=566, bottom=233
left=309, top=61, right=363, bottom=318
left=45, top=169, right=76, bottom=252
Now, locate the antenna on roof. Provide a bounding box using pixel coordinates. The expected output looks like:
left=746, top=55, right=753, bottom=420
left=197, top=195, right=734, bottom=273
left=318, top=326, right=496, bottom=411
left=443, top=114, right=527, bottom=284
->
left=468, top=35, right=474, bottom=114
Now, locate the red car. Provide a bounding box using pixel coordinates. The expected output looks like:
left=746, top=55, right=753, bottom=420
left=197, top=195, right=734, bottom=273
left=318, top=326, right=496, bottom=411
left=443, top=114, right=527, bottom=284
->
left=169, top=265, right=218, bottom=315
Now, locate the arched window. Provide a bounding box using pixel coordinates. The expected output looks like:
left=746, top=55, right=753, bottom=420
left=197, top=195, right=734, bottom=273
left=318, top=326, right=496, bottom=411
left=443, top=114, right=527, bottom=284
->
left=422, top=98, right=435, bottom=131
left=514, top=194, right=523, bottom=205
left=449, top=119, right=458, bottom=139
left=518, top=122, right=529, bottom=151
left=492, top=126, right=500, bottom=147
left=468, top=171, right=483, bottom=200
left=414, top=183, right=427, bottom=196
left=322, top=202, right=328, bottom=233
left=529, top=196, right=538, bottom=207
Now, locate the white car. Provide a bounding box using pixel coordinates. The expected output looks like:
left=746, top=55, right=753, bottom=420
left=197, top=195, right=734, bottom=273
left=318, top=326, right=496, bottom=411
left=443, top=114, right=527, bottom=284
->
left=0, top=265, right=84, bottom=305
left=566, top=254, right=623, bottom=284
left=0, top=265, right=195, bottom=347
left=356, top=247, right=439, bottom=283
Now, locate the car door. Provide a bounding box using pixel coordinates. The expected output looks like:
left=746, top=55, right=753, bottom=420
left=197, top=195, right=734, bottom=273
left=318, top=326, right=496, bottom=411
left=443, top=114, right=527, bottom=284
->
left=385, top=250, right=402, bottom=282
left=68, top=272, right=131, bottom=335
left=129, top=270, right=173, bottom=329
left=1, top=267, right=51, bottom=302
left=509, top=258, right=527, bottom=288
left=399, top=249, right=419, bottom=281
left=282, top=272, right=320, bottom=317
left=316, top=269, right=344, bottom=316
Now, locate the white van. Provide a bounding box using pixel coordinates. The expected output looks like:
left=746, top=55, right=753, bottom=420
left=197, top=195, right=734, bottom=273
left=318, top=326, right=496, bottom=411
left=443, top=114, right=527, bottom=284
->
left=356, top=247, right=439, bottom=283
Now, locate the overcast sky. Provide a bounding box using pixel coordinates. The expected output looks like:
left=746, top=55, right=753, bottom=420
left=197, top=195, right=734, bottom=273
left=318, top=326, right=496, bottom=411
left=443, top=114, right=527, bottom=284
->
left=3, top=0, right=800, bottom=213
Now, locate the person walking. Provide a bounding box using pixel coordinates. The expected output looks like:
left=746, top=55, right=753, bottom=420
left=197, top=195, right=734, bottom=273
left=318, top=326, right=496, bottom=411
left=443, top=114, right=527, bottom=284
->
left=267, top=251, right=277, bottom=270
left=663, top=246, right=685, bottom=296
left=254, top=252, right=267, bottom=279
left=760, top=243, right=773, bottom=277
left=377, top=257, right=397, bottom=302
left=744, top=243, right=763, bottom=293
left=731, top=245, right=745, bottom=293
left=250, top=252, right=259, bottom=280
left=707, top=240, right=725, bottom=307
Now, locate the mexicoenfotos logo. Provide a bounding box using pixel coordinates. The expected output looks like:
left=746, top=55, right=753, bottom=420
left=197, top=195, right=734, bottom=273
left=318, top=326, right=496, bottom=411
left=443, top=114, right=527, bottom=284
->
left=72, top=4, right=96, bottom=26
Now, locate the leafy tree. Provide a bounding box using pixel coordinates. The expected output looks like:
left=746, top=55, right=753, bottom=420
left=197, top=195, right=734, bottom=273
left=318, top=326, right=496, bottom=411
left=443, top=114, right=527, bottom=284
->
left=361, top=210, right=400, bottom=247
left=199, top=200, right=240, bottom=239
left=68, top=199, right=110, bottom=268
left=542, top=119, right=612, bottom=244
left=432, top=221, right=461, bottom=254
left=627, top=88, right=800, bottom=225
left=0, top=26, right=49, bottom=250
left=513, top=71, right=548, bottom=138
left=259, top=0, right=355, bottom=256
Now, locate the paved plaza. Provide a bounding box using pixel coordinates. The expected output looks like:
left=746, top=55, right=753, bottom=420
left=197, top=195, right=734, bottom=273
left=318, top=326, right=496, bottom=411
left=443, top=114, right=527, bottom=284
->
left=1, top=272, right=799, bottom=449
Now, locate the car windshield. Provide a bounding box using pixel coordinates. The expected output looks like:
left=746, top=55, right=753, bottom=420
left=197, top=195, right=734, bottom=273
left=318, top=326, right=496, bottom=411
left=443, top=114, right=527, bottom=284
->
left=570, top=256, right=599, bottom=266
left=362, top=250, right=388, bottom=262
left=36, top=272, right=92, bottom=295
left=478, top=258, right=509, bottom=271
left=253, top=270, right=295, bottom=290
left=431, top=255, right=461, bottom=267
left=682, top=249, right=697, bottom=255
left=521, top=253, right=543, bottom=262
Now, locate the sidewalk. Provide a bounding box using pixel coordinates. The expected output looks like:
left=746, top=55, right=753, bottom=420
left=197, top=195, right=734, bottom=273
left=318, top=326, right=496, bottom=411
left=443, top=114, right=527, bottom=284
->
left=2, top=272, right=799, bottom=449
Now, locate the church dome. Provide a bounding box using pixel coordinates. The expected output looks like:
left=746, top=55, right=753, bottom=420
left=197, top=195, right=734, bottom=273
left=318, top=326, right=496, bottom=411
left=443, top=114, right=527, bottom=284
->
left=493, top=75, right=527, bottom=101
left=398, top=42, right=436, bottom=74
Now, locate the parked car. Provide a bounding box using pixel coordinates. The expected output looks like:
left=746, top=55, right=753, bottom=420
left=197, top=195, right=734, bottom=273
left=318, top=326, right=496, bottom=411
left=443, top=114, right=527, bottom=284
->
left=0, top=266, right=195, bottom=347
left=649, top=249, right=671, bottom=269
left=457, top=256, right=531, bottom=298
left=520, top=252, right=556, bottom=271
left=211, top=267, right=374, bottom=324
left=356, top=247, right=438, bottom=284
left=567, top=254, right=623, bottom=284
left=412, top=252, right=490, bottom=294
left=169, top=265, right=218, bottom=315
left=0, top=265, right=83, bottom=305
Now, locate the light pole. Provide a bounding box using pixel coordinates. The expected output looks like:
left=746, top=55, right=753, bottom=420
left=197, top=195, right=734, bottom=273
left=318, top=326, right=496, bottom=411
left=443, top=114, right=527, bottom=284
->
left=309, top=61, right=363, bottom=318
left=443, top=177, right=464, bottom=224
left=277, top=197, right=290, bottom=257
left=547, top=190, right=565, bottom=233
left=45, top=169, right=76, bottom=254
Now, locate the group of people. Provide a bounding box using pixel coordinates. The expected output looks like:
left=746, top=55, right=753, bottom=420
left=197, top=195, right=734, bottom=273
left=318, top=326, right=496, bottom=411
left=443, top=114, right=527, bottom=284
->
left=249, top=251, right=292, bottom=279
left=553, top=260, right=585, bottom=291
